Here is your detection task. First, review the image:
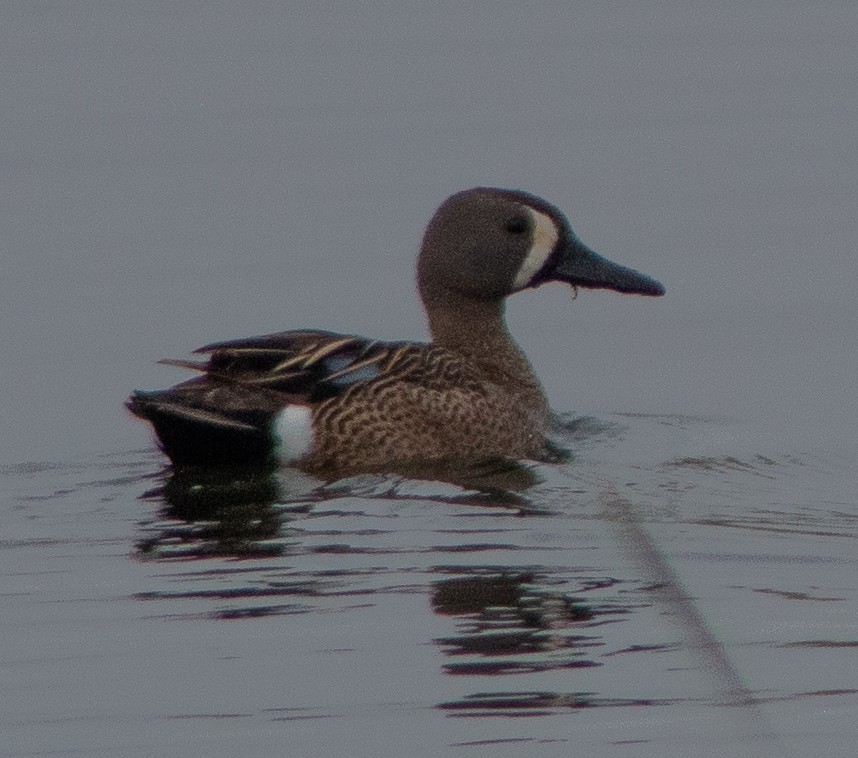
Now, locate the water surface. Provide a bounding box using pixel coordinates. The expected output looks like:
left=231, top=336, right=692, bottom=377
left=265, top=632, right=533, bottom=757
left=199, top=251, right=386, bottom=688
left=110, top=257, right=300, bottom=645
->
left=4, top=414, right=855, bottom=757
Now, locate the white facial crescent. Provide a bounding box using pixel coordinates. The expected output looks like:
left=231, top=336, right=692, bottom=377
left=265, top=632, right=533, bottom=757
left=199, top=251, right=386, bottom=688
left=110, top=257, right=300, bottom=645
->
left=512, top=208, right=559, bottom=290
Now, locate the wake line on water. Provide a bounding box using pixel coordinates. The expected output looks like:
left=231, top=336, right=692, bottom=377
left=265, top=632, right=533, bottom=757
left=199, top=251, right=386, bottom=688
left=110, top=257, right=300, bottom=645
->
left=595, top=483, right=790, bottom=758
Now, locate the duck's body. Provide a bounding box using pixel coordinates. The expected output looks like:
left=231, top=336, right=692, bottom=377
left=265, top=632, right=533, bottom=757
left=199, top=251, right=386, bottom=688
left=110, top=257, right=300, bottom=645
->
left=128, top=187, right=664, bottom=474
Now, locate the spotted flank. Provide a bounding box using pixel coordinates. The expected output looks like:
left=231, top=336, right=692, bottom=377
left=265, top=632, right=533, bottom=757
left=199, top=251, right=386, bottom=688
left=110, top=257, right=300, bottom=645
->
left=128, top=187, right=664, bottom=473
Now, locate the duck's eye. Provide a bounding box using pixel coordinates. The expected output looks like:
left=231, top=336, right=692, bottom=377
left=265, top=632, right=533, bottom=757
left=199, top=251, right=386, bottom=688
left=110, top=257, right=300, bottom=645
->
left=505, top=216, right=529, bottom=234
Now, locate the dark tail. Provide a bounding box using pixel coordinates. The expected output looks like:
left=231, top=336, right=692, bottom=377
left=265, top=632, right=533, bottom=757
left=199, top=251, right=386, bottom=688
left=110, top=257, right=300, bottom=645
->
left=127, top=390, right=275, bottom=468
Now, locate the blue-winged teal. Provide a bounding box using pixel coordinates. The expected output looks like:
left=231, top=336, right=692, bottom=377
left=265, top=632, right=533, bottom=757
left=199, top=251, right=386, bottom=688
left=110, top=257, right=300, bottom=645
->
left=128, top=187, right=664, bottom=474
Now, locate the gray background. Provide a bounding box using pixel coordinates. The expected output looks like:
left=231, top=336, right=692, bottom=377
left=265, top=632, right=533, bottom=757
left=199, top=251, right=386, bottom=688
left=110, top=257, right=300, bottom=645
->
left=2, top=2, right=855, bottom=462
left=2, top=5, right=857, bottom=757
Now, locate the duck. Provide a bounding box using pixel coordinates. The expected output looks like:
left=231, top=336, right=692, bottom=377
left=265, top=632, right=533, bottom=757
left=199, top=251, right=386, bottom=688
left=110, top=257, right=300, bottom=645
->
left=127, top=187, right=664, bottom=475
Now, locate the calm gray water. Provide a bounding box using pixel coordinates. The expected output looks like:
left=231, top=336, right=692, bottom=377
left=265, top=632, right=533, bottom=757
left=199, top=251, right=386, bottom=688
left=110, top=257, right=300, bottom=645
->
left=4, top=416, right=856, bottom=757
left=2, top=3, right=856, bottom=756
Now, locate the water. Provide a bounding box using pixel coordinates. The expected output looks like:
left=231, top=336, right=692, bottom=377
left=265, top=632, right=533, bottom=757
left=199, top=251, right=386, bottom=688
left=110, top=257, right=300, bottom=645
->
left=4, top=414, right=855, bottom=757
left=3, top=2, right=857, bottom=756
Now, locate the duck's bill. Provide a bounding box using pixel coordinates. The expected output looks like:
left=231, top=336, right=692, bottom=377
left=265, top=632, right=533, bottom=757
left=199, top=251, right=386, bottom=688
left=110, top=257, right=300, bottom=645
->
left=549, top=238, right=665, bottom=297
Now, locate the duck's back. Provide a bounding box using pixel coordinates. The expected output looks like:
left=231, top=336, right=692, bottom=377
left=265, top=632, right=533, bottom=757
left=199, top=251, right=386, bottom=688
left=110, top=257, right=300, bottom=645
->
left=127, top=329, right=548, bottom=473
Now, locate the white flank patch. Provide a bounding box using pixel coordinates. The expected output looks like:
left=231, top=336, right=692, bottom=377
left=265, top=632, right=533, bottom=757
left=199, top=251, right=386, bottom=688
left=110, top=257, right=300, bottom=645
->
left=272, top=405, right=314, bottom=462
left=512, top=208, right=559, bottom=290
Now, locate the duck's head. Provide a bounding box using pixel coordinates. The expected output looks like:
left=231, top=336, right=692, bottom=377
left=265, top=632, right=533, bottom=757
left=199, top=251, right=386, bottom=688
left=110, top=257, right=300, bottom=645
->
left=417, top=187, right=665, bottom=304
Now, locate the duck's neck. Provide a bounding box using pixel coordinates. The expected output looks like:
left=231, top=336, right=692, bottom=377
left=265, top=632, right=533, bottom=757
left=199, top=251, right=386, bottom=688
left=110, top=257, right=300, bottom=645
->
left=425, top=295, right=548, bottom=408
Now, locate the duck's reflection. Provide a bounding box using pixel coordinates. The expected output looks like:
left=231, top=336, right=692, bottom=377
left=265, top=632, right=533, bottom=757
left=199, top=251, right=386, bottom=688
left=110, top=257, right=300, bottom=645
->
left=136, top=456, right=546, bottom=559
left=431, top=569, right=664, bottom=716
left=137, top=466, right=298, bottom=558
left=134, top=460, right=661, bottom=716
left=432, top=569, right=610, bottom=676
